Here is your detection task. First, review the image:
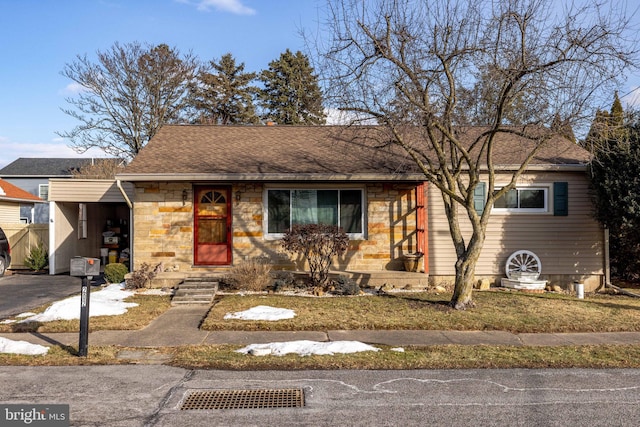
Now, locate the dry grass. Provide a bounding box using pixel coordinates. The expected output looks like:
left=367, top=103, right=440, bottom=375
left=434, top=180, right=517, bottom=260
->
left=169, top=344, right=640, bottom=370
left=202, top=290, right=640, bottom=333
left=5, top=343, right=638, bottom=370
left=0, top=294, right=171, bottom=333
left=4, top=287, right=640, bottom=369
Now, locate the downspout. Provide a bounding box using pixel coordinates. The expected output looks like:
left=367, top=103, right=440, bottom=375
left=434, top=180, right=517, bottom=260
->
left=116, top=179, right=133, bottom=270
left=116, top=179, right=133, bottom=209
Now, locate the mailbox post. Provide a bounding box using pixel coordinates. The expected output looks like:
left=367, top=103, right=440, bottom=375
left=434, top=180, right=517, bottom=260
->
left=70, top=257, right=100, bottom=357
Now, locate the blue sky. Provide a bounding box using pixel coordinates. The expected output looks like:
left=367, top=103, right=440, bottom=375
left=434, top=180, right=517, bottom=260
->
left=0, top=0, right=639, bottom=169
left=0, top=0, right=324, bottom=168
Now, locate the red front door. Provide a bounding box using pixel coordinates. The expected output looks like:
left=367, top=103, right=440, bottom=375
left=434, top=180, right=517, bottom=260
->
left=194, top=186, right=231, bottom=265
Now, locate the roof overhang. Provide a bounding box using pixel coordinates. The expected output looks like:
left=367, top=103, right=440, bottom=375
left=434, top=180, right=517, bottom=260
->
left=0, top=197, right=45, bottom=204
left=116, top=164, right=587, bottom=182
left=115, top=173, right=429, bottom=182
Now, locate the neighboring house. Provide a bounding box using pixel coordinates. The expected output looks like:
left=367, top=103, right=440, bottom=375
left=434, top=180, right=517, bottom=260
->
left=116, top=125, right=604, bottom=290
left=0, top=179, right=46, bottom=270
left=0, top=158, right=102, bottom=223
left=0, top=179, right=44, bottom=223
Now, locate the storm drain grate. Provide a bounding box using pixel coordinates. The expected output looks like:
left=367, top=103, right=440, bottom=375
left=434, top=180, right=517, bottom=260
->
left=180, top=388, right=305, bottom=410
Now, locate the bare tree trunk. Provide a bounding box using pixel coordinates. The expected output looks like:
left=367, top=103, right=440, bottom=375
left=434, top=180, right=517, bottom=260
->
left=451, top=250, right=480, bottom=309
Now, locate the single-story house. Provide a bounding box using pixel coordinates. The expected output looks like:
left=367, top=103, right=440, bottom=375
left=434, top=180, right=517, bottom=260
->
left=116, top=125, right=604, bottom=290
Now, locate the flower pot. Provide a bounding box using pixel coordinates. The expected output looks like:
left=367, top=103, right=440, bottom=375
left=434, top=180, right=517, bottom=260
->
left=403, top=253, right=423, bottom=272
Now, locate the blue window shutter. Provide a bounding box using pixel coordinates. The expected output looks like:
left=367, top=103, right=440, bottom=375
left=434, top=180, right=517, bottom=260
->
left=473, top=182, right=486, bottom=214
left=554, top=182, right=568, bottom=216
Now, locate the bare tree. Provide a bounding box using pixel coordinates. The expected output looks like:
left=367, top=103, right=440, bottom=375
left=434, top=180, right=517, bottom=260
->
left=320, top=0, right=638, bottom=309
left=59, top=42, right=198, bottom=159
left=70, top=158, right=126, bottom=179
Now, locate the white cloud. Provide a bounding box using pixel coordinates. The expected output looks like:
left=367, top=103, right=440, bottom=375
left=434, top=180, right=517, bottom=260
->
left=325, top=108, right=378, bottom=125
left=60, top=82, right=87, bottom=95
left=181, top=0, right=256, bottom=15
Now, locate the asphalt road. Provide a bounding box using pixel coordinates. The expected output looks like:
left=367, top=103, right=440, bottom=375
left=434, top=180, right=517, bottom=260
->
left=0, top=366, right=639, bottom=426
left=0, top=273, right=89, bottom=318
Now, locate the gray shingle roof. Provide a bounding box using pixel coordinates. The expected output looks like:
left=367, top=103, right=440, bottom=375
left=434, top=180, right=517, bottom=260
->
left=0, top=158, right=100, bottom=177
left=118, top=125, right=590, bottom=181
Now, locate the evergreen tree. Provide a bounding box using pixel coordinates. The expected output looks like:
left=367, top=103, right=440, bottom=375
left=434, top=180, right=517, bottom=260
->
left=188, top=53, right=260, bottom=125
left=550, top=113, right=576, bottom=143
left=583, top=92, right=628, bottom=153
left=259, top=49, right=326, bottom=125
left=589, top=114, right=640, bottom=280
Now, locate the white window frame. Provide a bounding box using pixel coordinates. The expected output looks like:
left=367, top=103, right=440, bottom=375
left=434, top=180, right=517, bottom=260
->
left=263, top=185, right=366, bottom=240
left=492, top=185, right=550, bottom=214
left=38, top=184, right=49, bottom=201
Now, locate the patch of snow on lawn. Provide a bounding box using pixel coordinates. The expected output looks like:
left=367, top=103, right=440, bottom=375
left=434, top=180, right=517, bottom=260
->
left=0, top=337, right=48, bottom=355
left=224, top=305, right=295, bottom=321
left=18, top=283, right=137, bottom=323
left=237, top=340, right=380, bottom=356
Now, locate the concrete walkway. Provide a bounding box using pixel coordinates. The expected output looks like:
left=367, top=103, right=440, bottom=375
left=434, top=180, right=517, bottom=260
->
left=4, top=305, right=640, bottom=349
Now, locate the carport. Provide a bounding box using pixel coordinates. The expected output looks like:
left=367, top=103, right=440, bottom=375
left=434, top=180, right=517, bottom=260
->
left=48, top=179, right=133, bottom=274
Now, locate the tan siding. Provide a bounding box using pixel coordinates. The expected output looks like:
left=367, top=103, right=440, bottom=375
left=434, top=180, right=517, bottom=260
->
left=0, top=202, right=20, bottom=223
left=0, top=223, right=49, bottom=270
left=49, top=179, right=134, bottom=203
left=428, top=171, right=603, bottom=279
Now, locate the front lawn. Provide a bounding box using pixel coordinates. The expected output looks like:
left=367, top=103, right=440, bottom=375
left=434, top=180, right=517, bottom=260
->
left=0, top=294, right=172, bottom=333
left=202, top=290, right=640, bottom=333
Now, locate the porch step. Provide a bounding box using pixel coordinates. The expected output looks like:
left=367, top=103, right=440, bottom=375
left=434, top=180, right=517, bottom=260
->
left=171, top=278, right=219, bottom=305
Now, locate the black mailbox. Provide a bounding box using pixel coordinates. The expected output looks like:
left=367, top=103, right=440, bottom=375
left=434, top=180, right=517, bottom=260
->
left=70, top=257, right=100, bottom=277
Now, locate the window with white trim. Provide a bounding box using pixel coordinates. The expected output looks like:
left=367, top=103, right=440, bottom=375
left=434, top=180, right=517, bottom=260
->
left=265, top=188, right=364, bottom=237
left=39, top=184, right=49, bottom=201
left=493, top=186, right=549, bottom=213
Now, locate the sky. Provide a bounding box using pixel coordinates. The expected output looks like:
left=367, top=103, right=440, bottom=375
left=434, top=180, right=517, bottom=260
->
left=0, top=0, right=639, bottom=169
left=0, top=0, right=326, bottom=169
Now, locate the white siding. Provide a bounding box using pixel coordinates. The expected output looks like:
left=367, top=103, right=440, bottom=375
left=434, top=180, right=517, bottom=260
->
left=427, top=171, right=604, bottom=278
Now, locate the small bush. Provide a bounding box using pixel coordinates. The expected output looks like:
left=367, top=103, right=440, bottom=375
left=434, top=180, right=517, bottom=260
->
left=24, top=242, right=48, bottom=271
left=104, top=263, right=128, bottom=284
left=281, top=224, right=349, bottom=289
left=332, top=275, right=360, bottom=295
left=271, top=271, right=310, bottom=292
left=126, top=262, right=163, bottom=289
left=225, top=257, right=273, bottom=292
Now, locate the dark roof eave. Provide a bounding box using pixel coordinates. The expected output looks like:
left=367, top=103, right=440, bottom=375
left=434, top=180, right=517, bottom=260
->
left=115, top=173, right=428, bottom=182
left=492, top=164, right=588, bottom=172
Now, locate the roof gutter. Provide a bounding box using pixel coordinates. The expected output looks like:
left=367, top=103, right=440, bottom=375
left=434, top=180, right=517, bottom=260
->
left=116, top=164, right=587, bottom=182
left=116, top=179, right=133, bottom=209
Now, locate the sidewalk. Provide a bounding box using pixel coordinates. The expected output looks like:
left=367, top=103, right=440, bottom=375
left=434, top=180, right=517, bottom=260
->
left=4, top=305, right=640, bottom=349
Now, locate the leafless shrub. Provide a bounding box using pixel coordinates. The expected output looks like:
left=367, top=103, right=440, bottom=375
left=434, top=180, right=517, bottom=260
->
left=225, top=257, right=273, bottom=292
left=126, top=262, right=163, bottom=289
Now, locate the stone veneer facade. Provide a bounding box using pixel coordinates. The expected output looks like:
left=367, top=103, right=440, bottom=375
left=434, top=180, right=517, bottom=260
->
left=132, top=181, right=423, bottom=274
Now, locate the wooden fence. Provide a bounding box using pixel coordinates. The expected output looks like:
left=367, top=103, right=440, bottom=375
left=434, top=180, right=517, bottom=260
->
left=0, top=223, right=49, bottom=270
